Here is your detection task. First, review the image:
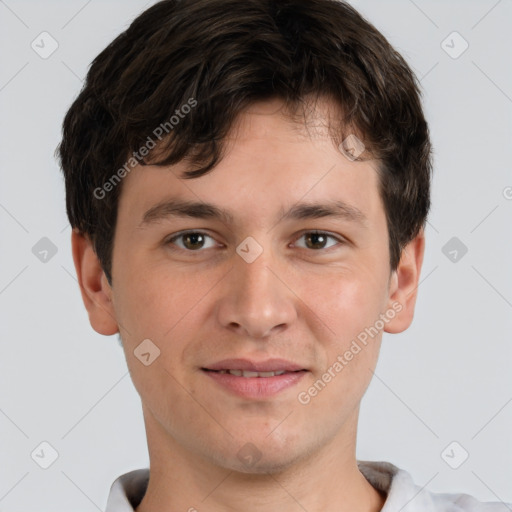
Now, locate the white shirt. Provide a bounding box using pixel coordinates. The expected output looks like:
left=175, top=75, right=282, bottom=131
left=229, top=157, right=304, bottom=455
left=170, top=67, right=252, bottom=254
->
left=105, top=460, right=511, bottom=511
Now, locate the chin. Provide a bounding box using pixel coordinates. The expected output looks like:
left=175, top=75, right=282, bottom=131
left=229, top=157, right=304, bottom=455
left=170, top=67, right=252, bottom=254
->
left=230, top=455, right=299, bottom=476
left=216, top=439, right=307, bottom=476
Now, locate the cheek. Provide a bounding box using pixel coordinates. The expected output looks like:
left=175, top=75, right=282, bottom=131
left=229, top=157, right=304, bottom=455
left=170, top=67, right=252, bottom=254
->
left=303, top=267, right=386, bottom=394
left=317, top=264, right=389, bottom=345
left=113, top=259, right=214, bottom=337
left=296, top=272, right=384, bottom=417
left=111, top=264, right=222, bottom=400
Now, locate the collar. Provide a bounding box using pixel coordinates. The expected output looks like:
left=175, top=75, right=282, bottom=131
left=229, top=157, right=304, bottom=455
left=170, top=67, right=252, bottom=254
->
left=105, top=460, right=508, bottom=511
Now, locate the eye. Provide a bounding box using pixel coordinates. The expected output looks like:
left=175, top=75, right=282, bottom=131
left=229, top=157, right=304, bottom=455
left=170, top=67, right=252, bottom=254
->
left=293, top=231, right=344, bottom=251
left=165, top=229, right=345, bottom=253
left=166, top=231, right=218, bottom=252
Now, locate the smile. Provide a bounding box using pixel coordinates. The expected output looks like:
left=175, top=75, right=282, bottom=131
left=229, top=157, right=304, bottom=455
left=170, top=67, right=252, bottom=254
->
left=205, top=369, right=296, bottom=377
left=202, top=368, right=307, bottom=399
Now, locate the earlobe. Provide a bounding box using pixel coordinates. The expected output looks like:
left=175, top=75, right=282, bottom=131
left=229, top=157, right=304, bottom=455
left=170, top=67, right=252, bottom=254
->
left=384, top=229, right=425, bottom=334
left=71, top=229, right=119, bottom=336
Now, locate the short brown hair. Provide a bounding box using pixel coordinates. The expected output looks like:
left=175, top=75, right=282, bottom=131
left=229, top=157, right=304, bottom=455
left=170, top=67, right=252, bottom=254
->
left=57, top=0, right=432, bottom=284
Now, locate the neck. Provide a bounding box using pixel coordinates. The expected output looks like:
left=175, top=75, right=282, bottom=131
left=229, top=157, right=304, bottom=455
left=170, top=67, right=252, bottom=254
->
left=135, top=408, right=386, bottom=512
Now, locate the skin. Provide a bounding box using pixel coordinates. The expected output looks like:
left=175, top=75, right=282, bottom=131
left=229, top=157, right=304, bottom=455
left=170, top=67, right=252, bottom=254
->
left=72, top=97, right=425, bottom=512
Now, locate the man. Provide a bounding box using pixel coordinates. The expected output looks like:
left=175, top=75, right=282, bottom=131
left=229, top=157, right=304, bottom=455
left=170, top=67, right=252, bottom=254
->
left=57, top=0, right=510, bottom=510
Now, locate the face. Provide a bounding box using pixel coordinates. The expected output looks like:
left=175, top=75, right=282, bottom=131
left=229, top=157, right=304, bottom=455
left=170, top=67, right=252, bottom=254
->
left=74, top=97, right=423, bottom=474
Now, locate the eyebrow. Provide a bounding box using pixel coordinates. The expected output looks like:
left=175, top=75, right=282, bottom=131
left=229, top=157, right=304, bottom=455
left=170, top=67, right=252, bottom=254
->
left=140, top=198, right=368, bottom=228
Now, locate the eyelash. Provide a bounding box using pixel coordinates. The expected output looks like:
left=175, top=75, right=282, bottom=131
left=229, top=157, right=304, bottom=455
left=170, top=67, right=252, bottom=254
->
left=165, top=230, right=346, bottom=254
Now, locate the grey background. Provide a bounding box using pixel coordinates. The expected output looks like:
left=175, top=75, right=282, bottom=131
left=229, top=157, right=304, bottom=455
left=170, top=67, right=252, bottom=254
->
left=0, top=0, right=511, bottom=510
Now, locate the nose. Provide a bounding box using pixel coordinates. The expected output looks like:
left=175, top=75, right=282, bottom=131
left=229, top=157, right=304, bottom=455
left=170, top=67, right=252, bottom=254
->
left=215, top=244, right=297, bottom=339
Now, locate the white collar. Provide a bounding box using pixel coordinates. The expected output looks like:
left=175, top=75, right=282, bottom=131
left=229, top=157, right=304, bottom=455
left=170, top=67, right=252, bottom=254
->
left=105, top=460, right=510, bottom=511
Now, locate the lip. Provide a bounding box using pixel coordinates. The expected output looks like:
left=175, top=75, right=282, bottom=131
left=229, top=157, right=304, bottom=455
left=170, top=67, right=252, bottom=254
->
left=203, top=358, right=305, bottom=373
left=202, top=368, right=307, bottom=399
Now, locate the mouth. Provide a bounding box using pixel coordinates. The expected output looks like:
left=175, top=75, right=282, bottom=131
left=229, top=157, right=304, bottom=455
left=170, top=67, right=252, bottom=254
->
left=203, top=357, right=307, bottom=373
left=202, top=368, right=306, bottom=378
left=201, top=360, right=308, bottom=399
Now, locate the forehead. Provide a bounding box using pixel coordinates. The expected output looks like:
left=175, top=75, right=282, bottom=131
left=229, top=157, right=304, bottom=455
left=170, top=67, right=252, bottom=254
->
left=118, top=97, right=383, bottom=228
left=225, top=95, right=346, bottom=143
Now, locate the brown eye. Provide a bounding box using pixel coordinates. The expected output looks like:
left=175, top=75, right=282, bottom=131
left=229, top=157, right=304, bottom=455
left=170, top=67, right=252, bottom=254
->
left=305, top=232, right=328, bottom=249
left=294, top=231, right=343, bottom=251
left=167, top=231, right=217, bottom=251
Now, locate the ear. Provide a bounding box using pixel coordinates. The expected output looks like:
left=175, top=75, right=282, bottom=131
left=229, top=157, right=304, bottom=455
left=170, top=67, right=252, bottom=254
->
left=384, top=228, right=425, bottom=333
left=71, top=228, right=119, bottom=336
